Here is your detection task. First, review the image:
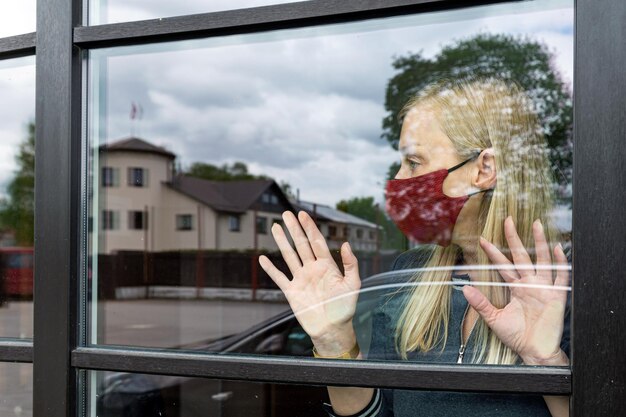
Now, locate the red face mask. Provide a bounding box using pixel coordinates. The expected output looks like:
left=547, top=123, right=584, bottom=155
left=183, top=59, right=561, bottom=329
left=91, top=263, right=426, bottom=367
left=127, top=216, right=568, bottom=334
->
left=385, top=154, right=487, bottom=247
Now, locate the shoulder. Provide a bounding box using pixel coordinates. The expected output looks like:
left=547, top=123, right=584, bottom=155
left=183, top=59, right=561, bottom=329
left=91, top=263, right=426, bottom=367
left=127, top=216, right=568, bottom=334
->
left=390, top=245, right=435, bottom=271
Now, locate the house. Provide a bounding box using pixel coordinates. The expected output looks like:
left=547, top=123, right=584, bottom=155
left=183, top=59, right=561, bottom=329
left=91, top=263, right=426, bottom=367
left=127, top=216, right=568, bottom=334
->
left=96, top=137, right=379, bottom=254
left=294, top=201, right=379, bottom=252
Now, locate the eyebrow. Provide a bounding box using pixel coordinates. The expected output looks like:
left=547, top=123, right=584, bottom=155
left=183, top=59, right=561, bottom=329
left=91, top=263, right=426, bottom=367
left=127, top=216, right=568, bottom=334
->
left=400, top=144, right=423, bottom=155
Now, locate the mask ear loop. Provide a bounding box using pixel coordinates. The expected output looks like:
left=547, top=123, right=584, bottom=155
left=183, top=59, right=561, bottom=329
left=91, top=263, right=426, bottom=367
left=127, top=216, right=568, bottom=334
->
left=447, top=150, right=494, bottom=196
left=446, top=150, right=483, bottom=173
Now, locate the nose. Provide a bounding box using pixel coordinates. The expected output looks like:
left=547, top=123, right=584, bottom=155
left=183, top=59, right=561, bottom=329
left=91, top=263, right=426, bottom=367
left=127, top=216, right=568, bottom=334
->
left=394, top=165, right=409, bottom=180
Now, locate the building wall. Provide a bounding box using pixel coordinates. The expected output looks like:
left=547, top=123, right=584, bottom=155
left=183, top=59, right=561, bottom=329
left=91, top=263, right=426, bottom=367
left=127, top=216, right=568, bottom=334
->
left=96, top=149, right=375, bottom=253
left=216, top=210, right=281, bottom=251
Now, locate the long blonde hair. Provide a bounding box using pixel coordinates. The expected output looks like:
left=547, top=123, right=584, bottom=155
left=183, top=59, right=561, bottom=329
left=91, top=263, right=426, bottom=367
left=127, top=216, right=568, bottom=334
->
left=395, top=79, right=560, bottom=364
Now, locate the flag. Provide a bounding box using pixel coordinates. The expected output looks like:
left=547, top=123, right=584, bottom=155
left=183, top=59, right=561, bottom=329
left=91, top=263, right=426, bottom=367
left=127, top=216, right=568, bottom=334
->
left=130, top=102, right=137, bottom=120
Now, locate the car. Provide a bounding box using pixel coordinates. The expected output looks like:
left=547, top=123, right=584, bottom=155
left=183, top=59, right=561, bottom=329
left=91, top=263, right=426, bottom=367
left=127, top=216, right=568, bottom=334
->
left=95, top=269, right=415, bottom=417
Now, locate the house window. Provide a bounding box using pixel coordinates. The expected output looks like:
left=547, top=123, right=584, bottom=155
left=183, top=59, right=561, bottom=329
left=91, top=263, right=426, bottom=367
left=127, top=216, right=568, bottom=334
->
left=328, top=225, right=337, bottom=237
left=101, top=210, right=119, bottom=231
left=176, top=214, right=193, bottom=231
left=369, top=230, right=375, bottom=240
left=270, top=194, right=278, bottom=204
left=229, top=215, right=240, bottom=232
left=356, top=229, right=363, bottom=239
left=127, top=167, right=148, bottom=187
left=101, top=166, right=119, bottom=187
left=256, top=216, right=268, bottom=234
left=343, top=226, right=349, bottom=238
left=261, top=192, right=271, bottom=203
left=128, top=211, right=147, bottom=230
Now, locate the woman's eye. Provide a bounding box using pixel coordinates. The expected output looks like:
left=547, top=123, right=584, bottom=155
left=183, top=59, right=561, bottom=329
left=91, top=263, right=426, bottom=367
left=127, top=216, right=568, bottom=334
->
left=408, top=159, right=420, bottom=170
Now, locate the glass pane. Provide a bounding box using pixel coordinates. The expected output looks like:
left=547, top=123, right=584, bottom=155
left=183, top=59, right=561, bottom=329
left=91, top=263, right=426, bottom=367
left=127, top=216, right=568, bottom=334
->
left=0, top=363, right=32, bottom=417
left=88, top=0, right=310, bottom=26
left=88, top=370, right=567, bottom=416
left=86, top=0, right=573, bottom=372
left=0, top=57, right=35, bottom=339
left=0, top=0, right=36, bottom=38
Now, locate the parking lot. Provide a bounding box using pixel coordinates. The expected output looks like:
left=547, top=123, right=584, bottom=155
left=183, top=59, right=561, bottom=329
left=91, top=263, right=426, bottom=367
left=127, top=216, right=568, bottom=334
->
left=0, top=298, right=291, bottom=417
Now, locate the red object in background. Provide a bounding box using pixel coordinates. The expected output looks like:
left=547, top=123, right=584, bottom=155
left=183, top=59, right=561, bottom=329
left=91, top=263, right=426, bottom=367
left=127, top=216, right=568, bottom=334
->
left=0, top=247, right=34, bottom=298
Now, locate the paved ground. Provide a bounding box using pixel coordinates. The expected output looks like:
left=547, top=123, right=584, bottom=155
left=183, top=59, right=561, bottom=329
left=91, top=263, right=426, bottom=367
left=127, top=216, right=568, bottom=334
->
left=0, top=298, right=292, bottom=417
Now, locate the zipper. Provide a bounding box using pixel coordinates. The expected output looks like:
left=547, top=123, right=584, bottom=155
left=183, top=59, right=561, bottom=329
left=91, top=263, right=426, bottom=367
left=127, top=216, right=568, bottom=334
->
left=457, top=304, right=476, bottom=364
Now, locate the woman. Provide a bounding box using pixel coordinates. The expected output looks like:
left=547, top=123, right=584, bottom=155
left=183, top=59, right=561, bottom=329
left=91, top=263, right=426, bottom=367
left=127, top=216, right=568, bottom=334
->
left=258, top=79, right=570, bottom=416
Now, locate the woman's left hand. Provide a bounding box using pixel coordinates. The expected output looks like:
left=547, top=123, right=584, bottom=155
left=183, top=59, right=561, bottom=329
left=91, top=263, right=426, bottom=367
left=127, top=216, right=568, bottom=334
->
left=462, top=216, right=570, bottom=366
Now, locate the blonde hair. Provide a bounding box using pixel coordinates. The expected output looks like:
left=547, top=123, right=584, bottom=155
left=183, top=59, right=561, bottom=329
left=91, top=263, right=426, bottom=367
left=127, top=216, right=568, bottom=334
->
left=395, top=79, right=560, bottom=364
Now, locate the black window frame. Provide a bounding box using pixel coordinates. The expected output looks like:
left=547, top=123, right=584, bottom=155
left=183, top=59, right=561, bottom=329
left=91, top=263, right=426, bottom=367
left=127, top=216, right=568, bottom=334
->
left=229, top=214, right=241, bottom=232
left=0, top=1, right=622, bottom=416
left=127, top=166, right=147, bottom=187
left=100, top=166, right=118, bottom=187
left=128, top=210, right=147, bottom=230
left=256, top=215, right=268, bottom=235
left=176, top=213, right=194, bottom=231
left=101, top=210, right=119, bottom=231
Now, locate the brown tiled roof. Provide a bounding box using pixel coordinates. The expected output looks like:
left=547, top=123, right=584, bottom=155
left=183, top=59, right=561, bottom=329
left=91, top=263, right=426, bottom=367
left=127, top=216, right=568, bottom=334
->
left=169, top=175, right=283, bottom=213
left=101, top=137, right=176, bottom=159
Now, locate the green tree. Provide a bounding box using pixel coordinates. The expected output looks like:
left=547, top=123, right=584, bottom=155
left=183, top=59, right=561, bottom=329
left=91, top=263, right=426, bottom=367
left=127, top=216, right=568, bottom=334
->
left=336, top=196, right=406, bottom=251
left=185, top=161, right=297, bottom=199
left=0, top=122, right=35, bottom=246
left=185, top=161, right=269, bottom=182
left=382, top=33, right=573, bottom=192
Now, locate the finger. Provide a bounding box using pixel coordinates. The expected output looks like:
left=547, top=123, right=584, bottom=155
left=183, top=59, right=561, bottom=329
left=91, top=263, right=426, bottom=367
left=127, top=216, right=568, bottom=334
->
left=259, top=255, right=290, bottom=292
left=271, top=222, right=302, bottom=274
left=553, top=244, right=570, bottom=288
left=504, top=216, right=534, bottom=277
left=533, top=219, right=552, bottom=281
left=281, top=211, right=315, bottom=264
left=340, top=242, right=361, bottom=289
left=479, top=236, right=520, bottom=282
left=298, top=211, right=333, bottom=260
left=462, top=286, right=498, bottom=325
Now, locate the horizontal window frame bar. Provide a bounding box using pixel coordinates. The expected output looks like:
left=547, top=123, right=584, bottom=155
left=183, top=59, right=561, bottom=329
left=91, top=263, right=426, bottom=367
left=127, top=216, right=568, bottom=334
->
left=72, top=347, right=571, bottom=395
left=73, top=0, right=514, bottom=49
left=0, top=32, right=36, bottom=59
left=0, top=340, right=34, bottom=363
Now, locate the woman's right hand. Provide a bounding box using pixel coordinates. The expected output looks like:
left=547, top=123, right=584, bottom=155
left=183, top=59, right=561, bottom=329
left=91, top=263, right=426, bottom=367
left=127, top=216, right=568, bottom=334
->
left=258, top=211, right=361, bottom=356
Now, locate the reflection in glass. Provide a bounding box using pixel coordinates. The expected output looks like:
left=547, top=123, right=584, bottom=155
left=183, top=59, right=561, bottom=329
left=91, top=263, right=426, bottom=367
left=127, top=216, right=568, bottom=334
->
left=0, top=57, right=35, bottom=339
left=0, top=363, right=32, bottom=417
left=90, top=370, right=327, bottom=417
left=0, top=0, right=36, bottom=38
left=88, top=0, right=308, bottom=25
left=86, top=0, right=573, bottom=379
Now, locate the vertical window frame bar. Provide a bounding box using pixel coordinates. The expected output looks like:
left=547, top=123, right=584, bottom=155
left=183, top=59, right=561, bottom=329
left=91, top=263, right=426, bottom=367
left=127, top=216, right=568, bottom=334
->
left=571, top=0, right=626, bottom=415
left=33, top=1, right=82, bottom=417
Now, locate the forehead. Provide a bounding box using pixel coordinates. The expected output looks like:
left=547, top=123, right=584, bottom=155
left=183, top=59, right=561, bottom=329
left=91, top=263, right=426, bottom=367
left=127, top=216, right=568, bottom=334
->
left=399, top=105, right=454, bottom=155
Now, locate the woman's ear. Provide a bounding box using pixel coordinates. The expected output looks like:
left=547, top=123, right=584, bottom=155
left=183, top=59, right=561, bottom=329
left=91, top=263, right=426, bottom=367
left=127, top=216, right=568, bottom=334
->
left=474, top=148, right=497, bottom=190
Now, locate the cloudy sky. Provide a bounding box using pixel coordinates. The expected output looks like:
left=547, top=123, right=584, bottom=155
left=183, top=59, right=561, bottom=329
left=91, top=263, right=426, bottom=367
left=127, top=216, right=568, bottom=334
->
left=0, top=1, right=573, bottom=213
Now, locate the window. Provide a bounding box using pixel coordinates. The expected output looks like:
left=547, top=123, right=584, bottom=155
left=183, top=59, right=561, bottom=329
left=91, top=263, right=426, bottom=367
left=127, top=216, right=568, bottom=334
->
left=261, top=192, right=271, bottom=204
left=271, top=194, right=278, bottom=205
left=127, top=167, right=148, bottom=187
left=101, top=166, right=119, bottom=187
left=101, top=210, right=119, bottom=230
left=369, top=230, right=375, bottom=240
left=128, top=210, right=147, bottom=230
left=176, top=214, right=193, bottom=231
left=328, top=225, right=337, bottom=237
left=356, top=228, right=363, bottom=239
left=229, top=215, right=241, bottom=232
left=256, top=216, right=268, bottom=234
left=19, top=0, right=626, bottom=417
